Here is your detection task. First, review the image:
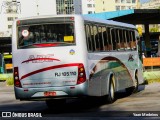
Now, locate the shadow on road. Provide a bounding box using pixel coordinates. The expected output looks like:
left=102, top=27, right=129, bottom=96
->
left=41, top=85, right=146, bottom=115
left=0, top=83, right=146, bottom=117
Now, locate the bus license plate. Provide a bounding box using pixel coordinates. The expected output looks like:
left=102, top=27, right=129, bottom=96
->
left=44, top=91, right=56, bottom=96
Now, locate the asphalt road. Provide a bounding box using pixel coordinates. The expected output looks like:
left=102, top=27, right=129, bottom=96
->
left=0, top=82, right=160, bottom=119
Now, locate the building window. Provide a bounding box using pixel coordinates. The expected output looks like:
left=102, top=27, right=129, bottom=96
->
left=8, top=25, right=12, bottom=29
left=126, top=6, right=131, bottom=9
left=56, top=0, right=74, bottom=15
left=88, top=11, right=92, bottom=14
left=115, top=0, right=120, bottom=3
left=126, top=0, right=131, bottom=3
left=121, top=0, right=125, bottom=3
left=116, top=6, right=120, bottom=10
left=121, top=6, right=126, bottom=10
left=7, top=17, right=14, bottom=21
left=132, top=0, right=136, bottom=3
left=87, top=4, right=92, bottom=8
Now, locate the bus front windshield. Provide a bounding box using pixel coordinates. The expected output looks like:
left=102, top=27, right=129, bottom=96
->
left=18, top=23, right=75, bottom=48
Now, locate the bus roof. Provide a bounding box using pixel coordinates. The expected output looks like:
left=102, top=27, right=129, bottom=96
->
left=83, top=15, right=136, bottom=29
left=16, top=14, right=135, bottom=29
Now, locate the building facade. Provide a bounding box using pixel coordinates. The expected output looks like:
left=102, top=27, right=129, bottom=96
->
left=0, top=0, right=95, bottom=37
left=0, top=0, right=141, bottom=37
left=82, top=0, right=95, bottom=14
left=56, top=0, right=95, bottom=14
left=95, top=0, right=139, bottom=13
left=56, top=0, right=75, bottom=14
left=20, top=0, right=56, bottom=17
left=141, top=0, right=160, bottom=32
left=0, top=0, right=20, bottom=37
left=141, top=0, right=160, bottom=9
left=0, top=0, right=57, bottom=37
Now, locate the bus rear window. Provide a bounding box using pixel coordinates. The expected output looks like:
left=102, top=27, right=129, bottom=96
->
left=18, top=23, right=75, bottom=48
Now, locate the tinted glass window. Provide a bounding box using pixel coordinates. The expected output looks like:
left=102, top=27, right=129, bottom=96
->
left=18, top=23, right=75, bottom=48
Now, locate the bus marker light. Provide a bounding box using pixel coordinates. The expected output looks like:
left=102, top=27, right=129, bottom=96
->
left=79, top=73, right=84, bottom=77
left=77, top=64, right=86, bottom=84
left=14, top=67, right=22, bottom=88
left=80, top=68, right=84, bottom=72
left=15, top=81, right=20, bottom=85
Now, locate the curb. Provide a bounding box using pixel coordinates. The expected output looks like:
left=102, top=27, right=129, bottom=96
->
left=144, top=79, right=160, bottom=84
left=143, top=71, right=160, bottom=84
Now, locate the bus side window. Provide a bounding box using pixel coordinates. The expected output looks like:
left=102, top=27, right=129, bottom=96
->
left=124, top=30, right=130, bottom=50
left=102, top=27, right=108, bottom=51
left=98, top=26, right=104, bottom=51
left=108, top=28, right=113, bottom=51
left=129, top=30, right=135, bottom=50
left=111, top=29, right=116, bottom=50
left=116, top=29, right=121, bottom=50
left=128, top=31, right=133, bottom=49
left=90, top=25, right=96, bottom=51
left=85, top=24, right=92, bottom=51
left=93, top=25, right=99, bottom=51
left=123, top=30, right=127, bottom=49
left=131, top=31, right=137, bottom=50
left=126, top=30, right=131, bottom=50
left=119, top=29, right=125, bottom=50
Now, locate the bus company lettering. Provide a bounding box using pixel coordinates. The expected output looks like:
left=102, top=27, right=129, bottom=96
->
left=22, top=54, right=60, bottom=64
left=128, top=54, right=134, bottom=61
left=55, top=71, right=77, bottom=77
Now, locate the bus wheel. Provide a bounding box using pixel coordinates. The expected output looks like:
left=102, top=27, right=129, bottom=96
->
left=126, top=73, right=139, bottom=94
left=46, top=99, right=66, bottom=110
left=106, top=75, right=116, bottom=103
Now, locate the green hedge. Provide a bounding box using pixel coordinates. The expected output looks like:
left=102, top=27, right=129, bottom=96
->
left=0, top=74, right=13, bottom=85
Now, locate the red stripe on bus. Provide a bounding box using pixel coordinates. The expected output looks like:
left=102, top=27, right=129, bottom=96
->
left=33, top=43, right=59, bottom=47
left=21, top=58, right=60, bottom=64
left=20, top=63, right=80, bottom=80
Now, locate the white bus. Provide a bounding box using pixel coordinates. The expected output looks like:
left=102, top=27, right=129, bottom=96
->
left=12, top=15, right=144, bottom=108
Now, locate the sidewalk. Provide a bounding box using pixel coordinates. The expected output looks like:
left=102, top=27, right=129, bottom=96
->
left=0, top=81, right=7, bottom=87
left=0, top=81, right=14, bottom=92
left=143, top=70, right=160, bottom=84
